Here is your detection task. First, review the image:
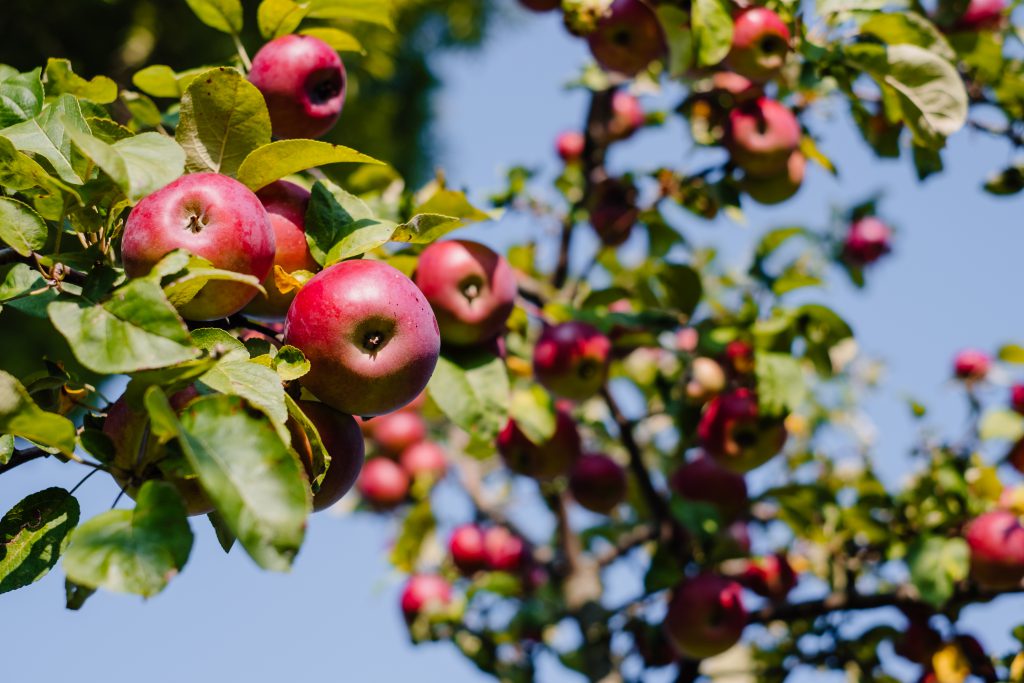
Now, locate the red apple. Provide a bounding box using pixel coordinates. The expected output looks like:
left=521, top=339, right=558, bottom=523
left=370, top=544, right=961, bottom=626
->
left=726, top=8, right=791, bottom=83
left=498, top=409, right=582, bottom=479
left=249, top=34, right=346, bottom=139
left=1012, top=385, right=1024, bottom=414
left=449, top=524, right=487, bottom=575
left=954, top=0, right=1006, bottom=30
left=698, top=388, right=787, bottom=472
left=569, top=453, right=627, bottom=514
left=285, top=259, right=440, bottom=416
left=414, top=240, right=517, bottom=347
left=725, top=98, right=801, bottom=177
left=663, top=573, right=747, bottom=659
left=400, top=574, right=452, bottom=619
left=587, top=0, right=667, bottom=77
left=533, top=322, right=613, bottom=401
left=368, top=410, right=427, bottom=455
left=964, top=510, right=1024, bottom=589
left=484, top=526, right=527, bottom=572
left=243, top=180, right=317, bottom=319
left=669, top=455, right=748, bottom=521
left=589, top=177, right=639, bottom=246
left=842, top=217, right=892, bottom=266
left=357, top=457, right=410, bottom=508
left=709, top=72, right=761, bottom=103
left=953, top=349, right=990, bottom=382
left=519, top=0, right=560, bottom=10
left=608, top=92, right=645, bottom=141
left=742, top=151, right=805, bottom=205
left=121, top=172, right=275, bottom=321
left=723, top=340, right=755, bottom=375
left=290, top=400, right=365, bottom=512
left=556, top=130, right=586, bottom=162
left=399, top=441, right=447, bottom=482
left=734, top=553, right=796, bottom=600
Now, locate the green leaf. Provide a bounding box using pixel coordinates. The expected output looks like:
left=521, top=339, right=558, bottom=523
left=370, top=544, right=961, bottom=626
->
left=43, top=59, right=118, bottom=104
left=285, top=394, right=329, bottom=488
left=983, top=165, right=1024, bottom=196
left=0, top=68, right=44, bottom=128
left=63, top=481, right=193, bottom=597
left=305, top=181, right=396, bottom=265
left=390, top=496, right=435, bottom=573
left=162, top=265, right=264, bottom=309
left=907, top=536, right=969, bottom=607
left=198, top=360, right=289, bottom=437
left=390, top=214, right=465, bottom=244
left=185, top=0, right=244, bottom=34
left=0, top=197, right=47, bottom=257
left=0, top=371, right=76, bottom=454
left=845, top=43, right=968, bottom=148
left=48, top=278, right=200, bottom=374
left=428, top=347, right=509, bottom=446
left=509, top=386, right=556, bottom=444
left=272, top=345, right=310, bottom=381
left=176, top=395, right=309, bottom=571
left=132, top=65, right=205, bottom=99
left=1, top=93, right=91, bottom=184
left=754, top=226, right=808, bottom=260
left=0, top=135, right=77, bottom=196
left=299, top=27, right=364, bottom=53
left=859, top=11, right=955, bottom=61
left=691, top=0, right=733, bottom=67
left=190, top=327, right=250, bottom=361
left=998, top=343, right=1024, bottom=364
left=656, top=6, right=694, bottom=77
left=0, top=488, right=80, bottom=594
left=656, top=263, right=703, bottom=317
left=64, top=578, right=95, bottom=610
left=62, top=122, right=186, bottom=201
left=258, top=0, right=309, bottom=39
left=306, top=0, right=394, bottom=29
left=979, top=408, right=1024, bottom=442
left=207, top=509, right=235, bottom=552
left=176, top=68, right=272, bottom=176
left=0, top=435, right=12, bottom=465
left=755, top=352, right=806, bottom=417
left=236, top=139, right=382, bottom=191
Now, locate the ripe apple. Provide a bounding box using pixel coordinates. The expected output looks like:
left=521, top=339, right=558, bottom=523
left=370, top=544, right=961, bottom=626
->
left=556, top=131, right=585, bottom=163
left=589, top=177, right=639, bottom=246
left=709, top=72, right=761, bottom=103
left=357, top=457, right=410, bottom=508
left=400, top=574, right=452, bottom=620
left=249, top=34, right=346, bottom=139
left=894, top=614, right=941, bottom=664
left=121, top=172, right=275, bottom=321
left=734, top=553, right=796, bottom=600
left=533, top=322, right=613, bottom=401
left=663, top=573, right=747, bottom=659
left=953, top=348, right=990, bottom=382
left=243, top=180, right=317, bottom=320
left=367, top=410, right=426, bottom=455
left=483, top=526, right=527, bottom=572
left=519, top=0, right=560, bottom=10
left=669, top=455, right=748, bottom=522
left=399, top=441, right=448, bottom=482
left=1012, top=385, right=1024, bottom=414
left=285, top=259, right=441, bottom=416
left=685, top=357, right=728, bottom=403
left=104, top=387, right=212, bottom=516
left=725, top=98, right=801, bottom=177
left=587, top=0, right=667, bottom=77
left=723, top=340, right=755, bottom=375
left=742, top=151, right=805, bottom=205
left=608, top=91, right=645, bottom=141
left=498, top=409, right=582, bottom=479
left=290, top=400, right=364, bottom=512
left=414, top=240, right=518, bottom=347
left=842, top=216, right=892, bottom=266
left=726, top=8, right=791, bottom=83
left=449, top=524, right=487, bottom=575
left=964, top=509, right=1024, bottom=589
left=569, top=453, right=627, bottom=514
left=948, top=0, right=1006, bottom=30
left=698, top=388, right=787, bottom=472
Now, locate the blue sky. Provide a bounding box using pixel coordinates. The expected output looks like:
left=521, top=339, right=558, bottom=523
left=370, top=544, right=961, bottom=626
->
left=3, top=4, right=1023, bottom=682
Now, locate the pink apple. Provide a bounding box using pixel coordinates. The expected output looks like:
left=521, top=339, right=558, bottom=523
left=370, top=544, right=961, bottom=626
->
left=449, top=524, right=487, bottom=575
left=399, top=441, right=447, bottom=482
left=533, top=321, right=613, bottom=401
left=556, top=130, right=586, bottom=163
left=285, top=259, right=440, bottom=416
left=249, top=34, right=346, bottom=139
left=357, top=457, right=410, bottom=508
left=497, top=409, right=582, bottom=479
left=725, top=97, right=801, bottom=177
left=723, top=340, right=755, bottom=375
left=726, top=8, right=791, bottom=83
left=608, top=92, right=645, bottom=141
left=734, top=553, right=797, bottom=600
left=569, top=453, right=627, bottom=514
left=742, top=151, right=805, bottom=205
left=955, top=0, right=1006, bottom=30
left=663, top=573, right=747, bottom=659
left=414, top=240, right=517, bottom=347
left=953, top=349, right=990, bottom=382
left=698, top=388, right=787, bottom=472
left=121, top=172, right=275, bottom=321
left=243, top=180, right=317, bottom=319
left=669, top=455, right=748, bottom=522
left=589, top=177, right=639, bottom=246
left=1012, top=385, right=1024, bottom=414
left=291, top=400, right=365, bottom=512
left=587, top=0, right=667, bottom=77
left=842, top=217, right=892, bottom=266
left=400, top=574, right=452, bottom=620
left=965, top=510, right=1024, bottom=589
left=483, top=526, right=527, bottom=572
left=368, top=410, right=427, bottom=455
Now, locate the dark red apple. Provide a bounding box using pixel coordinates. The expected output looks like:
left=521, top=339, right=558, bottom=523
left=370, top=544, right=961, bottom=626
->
left=285, top=259, right=440, bottom=416
left=1012, top=385, right=1024, bottom=415
left=414, top=240, right=517, bottom=347
left=587, top=0, right=667, bottom=77
left=399, top=441, right=447, bottom=482
left=533, top=321, right=612, bottom=401
left=400, top=574, right=452, bottom=619
left=742, top=151, right=805, bottom=205
left=569, top=453, right=627, bottom=514
left=556, top=131, right=586, bottom=163
left=290, top=400, right=364, bottom=512
left=954, top=0, right=1007, bottom=30
left=698, top=388, right=787, bottom=472
left=953, top=349, right=990, bottom=382
left=842, top=216, right=892, bottom=266
left=608, top=91, right=645, bottom=141
left=965, top=510, right=1024, bottom=589
left=726, top=97, right=801, bottom=177
left=243, top=180, right=317, bottom=320
left=519, top=0, right=560, bottom=11
left=589, top=177, right=639, bottom=246
left=357, top=457, right=410, bottom=508
left=249, top=34, right=346, bottom=139
left=663, top=573, right=747, bottom=659
left=121, top=172, right=275, bottom=321
left=723, top=340, right=755, bottom=375
left=449, top=524, right=487, bottom=575
left=497, top=409, right=582, bottom=479
left=726, top=8, right=791, bottom=83
left=484, top=526, right=527, bottom=572
left=368, top=410, right=427, bottom=455
left=669, top=455, right=748, bottom=522
left=734, top=553, right=796, bottom=600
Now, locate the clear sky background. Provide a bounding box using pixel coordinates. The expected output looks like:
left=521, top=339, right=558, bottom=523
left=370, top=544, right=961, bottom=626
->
left=3, top=4, right=1023, bottom=682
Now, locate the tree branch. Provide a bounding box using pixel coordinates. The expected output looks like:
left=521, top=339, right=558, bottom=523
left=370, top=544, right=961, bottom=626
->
left=0, top=446, right=49, bottom=475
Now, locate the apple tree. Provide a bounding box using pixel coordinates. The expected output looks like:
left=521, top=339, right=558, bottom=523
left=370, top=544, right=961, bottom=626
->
left=2, top=0, right=1024, bottom=681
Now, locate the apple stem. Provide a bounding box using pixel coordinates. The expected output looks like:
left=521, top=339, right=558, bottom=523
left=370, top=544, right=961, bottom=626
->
left=232, top=33, right=253, bottom=73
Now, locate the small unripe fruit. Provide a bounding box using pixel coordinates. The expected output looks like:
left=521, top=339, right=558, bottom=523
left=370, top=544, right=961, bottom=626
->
left=291, top=400, right=365, bottom=511
left=726, top=8, right=791, bottom=83
left=953, top=349, right=990, bottom=382
left=965, top=510, right=1024, bottom=589
left=400, top=441, right=447, bottom=482
left=483, top=526, right=527, bottom=572
left=449, top=524, right=487, bottom=575
left=842, top=217, right=892, bottom=266
left=498, top=409, right=582, bottom=479
left=726, top=98, right=801, bottom=177
left=556, top=131, right=586, bottom=162
left=369, top=411, right=427, bottom=455
left=698, top=388, right=787, bottom=472
left=663, top=573, right=747, bottom=660
left=533, top=322, right=613, bottom=401
left=569, top=453, right=627, bottom=514
left=400, top=574, right=452, bottom=619
left=587, top=0, right=667, bottom=77
left=669, top=455, right=748, bottom=521
left=357, top=457, right=410, bottom=508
